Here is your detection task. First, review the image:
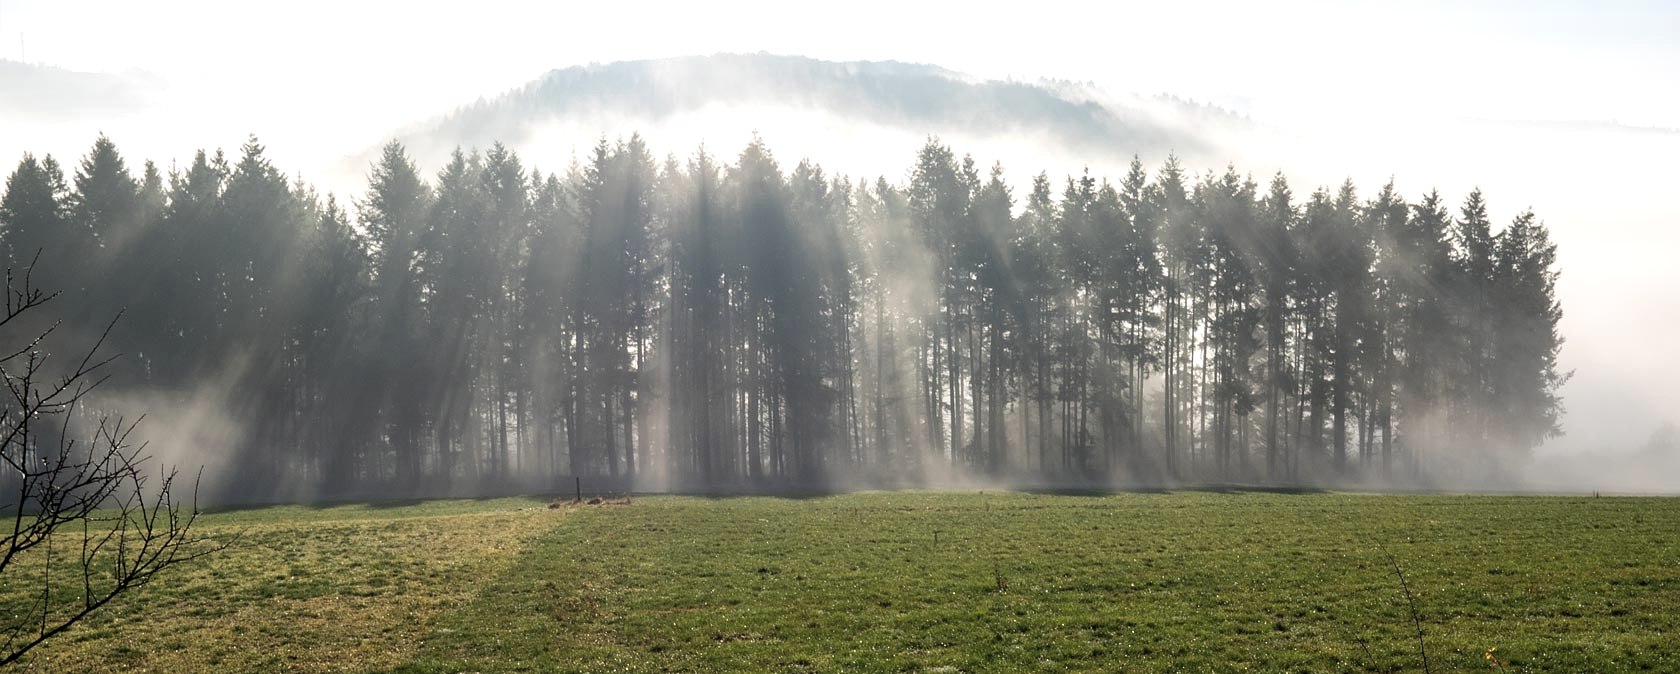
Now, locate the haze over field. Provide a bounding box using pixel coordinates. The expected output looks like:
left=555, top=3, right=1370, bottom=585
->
left=1, top=0, right=1676, bottom=492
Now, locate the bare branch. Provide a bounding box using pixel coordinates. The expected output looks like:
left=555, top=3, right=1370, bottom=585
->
left=0, top=273, right=222, bottom=665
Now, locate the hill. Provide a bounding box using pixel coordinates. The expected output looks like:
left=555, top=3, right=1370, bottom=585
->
left=368, top=53, right=1251, bottom=178
left=0, top=59, right=160, bottom=121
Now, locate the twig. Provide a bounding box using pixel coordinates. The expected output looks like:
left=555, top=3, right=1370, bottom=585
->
left=0, top=263, right=224, bottom=664
left=1355, top=635, right=1376, bottom=670
left=1375, top=540, right=1432, bottom=674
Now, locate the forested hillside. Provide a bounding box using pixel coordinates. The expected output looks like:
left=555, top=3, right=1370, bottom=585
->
left=0, top=134, right=1565, bottom=499
left=392, top=54, right=1237, bottom=168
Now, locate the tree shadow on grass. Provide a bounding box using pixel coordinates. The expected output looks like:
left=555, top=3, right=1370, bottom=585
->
left=1015, top=483, right=1331, bottom=497
left=200, top=495, right=531, bottom=515
left=200, top=481, right=1336, bottom=514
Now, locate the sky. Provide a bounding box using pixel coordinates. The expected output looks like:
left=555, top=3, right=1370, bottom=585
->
left=3, top=0, right=1677, bottom=135
left=1, top=0, right=1678, bottom=459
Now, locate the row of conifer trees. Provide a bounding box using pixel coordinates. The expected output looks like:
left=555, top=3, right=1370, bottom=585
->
left=0, top=134, right=1564, bottom=497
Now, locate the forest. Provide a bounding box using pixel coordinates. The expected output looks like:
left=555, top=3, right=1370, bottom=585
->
left=0, top=134, right=1566, bottom=499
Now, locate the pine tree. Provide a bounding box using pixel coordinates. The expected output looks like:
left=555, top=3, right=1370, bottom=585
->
left=1255, top=173, right=1297, bottom=478
left=1449, top=188, right=1498, bottom=462
left=0, top=154, right=72, bottom=288
left=1490, top=210, right=1567, bottom=458
left=357, top=142, right=433, bottom=489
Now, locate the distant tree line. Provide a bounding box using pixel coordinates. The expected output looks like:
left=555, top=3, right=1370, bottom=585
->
left=0, top=134, right=1565, bottom=498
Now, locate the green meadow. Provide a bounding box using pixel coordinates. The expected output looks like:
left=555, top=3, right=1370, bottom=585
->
left=6, top=491, right=1676, bottom=673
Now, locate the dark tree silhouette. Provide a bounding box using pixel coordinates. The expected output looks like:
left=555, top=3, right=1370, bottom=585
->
left=0, top=134, right=1571, bottom=496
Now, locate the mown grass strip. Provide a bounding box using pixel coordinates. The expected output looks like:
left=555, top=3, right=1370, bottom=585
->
left=396, top=492, right=1680, bottom=673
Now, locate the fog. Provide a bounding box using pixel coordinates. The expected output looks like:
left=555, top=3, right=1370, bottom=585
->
left=368, top=75, right=1677, bottom=476
left=1263, top=118, right=1680, bottom=464
left=1, top=2, right=1675, bottom=496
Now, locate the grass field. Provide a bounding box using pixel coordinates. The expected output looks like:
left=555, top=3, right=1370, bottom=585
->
left=5, top=491, right=1676, bottom=672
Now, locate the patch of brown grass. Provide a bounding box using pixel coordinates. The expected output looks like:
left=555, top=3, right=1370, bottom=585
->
left=8, top=499, right=566, bottom=673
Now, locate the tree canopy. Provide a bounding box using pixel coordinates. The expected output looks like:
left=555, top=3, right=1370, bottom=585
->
left=0, top=135, right=1568, bottom=498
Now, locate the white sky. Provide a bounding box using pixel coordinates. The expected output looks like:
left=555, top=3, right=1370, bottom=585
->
left=2, top=0, right=1678, bottom=458
left=4, top=0, right=1677, bottom=134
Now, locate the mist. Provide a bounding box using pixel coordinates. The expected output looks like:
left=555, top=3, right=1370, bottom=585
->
left=370, top=60, right=1678, bottom=492
left=364, top=58, right=1680, bottom=484
left=2, top=42, right=1675, bottom=496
